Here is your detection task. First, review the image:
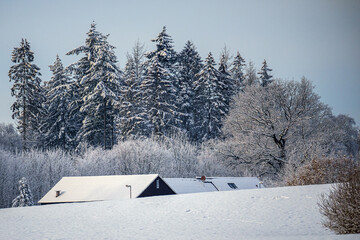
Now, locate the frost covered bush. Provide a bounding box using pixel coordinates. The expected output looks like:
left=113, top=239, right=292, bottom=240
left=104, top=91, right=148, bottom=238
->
left=0, top=149, right=76, bottom=208
left=12, top=177, right=34, bottom=207
left=318, top=165, right=360, bottom=234
left=76, top=136, right=218, bottom=178
left=0, top=136, right=231, bottom=208
left=284, top=156, right=356, bottom=186
left=158, top=134, right=199, bottom=177
left=197, top=144, right=231, bottom=177
left=77, top=138, right=173, bottom=176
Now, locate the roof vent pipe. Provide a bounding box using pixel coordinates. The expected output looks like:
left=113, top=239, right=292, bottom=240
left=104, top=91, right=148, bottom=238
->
left=56, top=190, right=61, bottom=197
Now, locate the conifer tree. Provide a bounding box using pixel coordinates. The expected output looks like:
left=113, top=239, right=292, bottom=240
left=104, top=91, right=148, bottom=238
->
left=66, top=81, right=83, bottom=149
left=41, top=55, right=75, bottom=150
left=218, top=53, right=235, bottom=114
left=258, top=59, right=273, bottom=87
left=119, top=42, right=148, bottom=139
left=8, top=39, right=45, bottom=150
left=80, top=34, right=121, bottom=149
left=140, top=56, right=177, bottom=136
left=12, top=177, right=34, bottom=207
left=193, top=52, right=226, bottom=141
left=230, top=51, right=246, bottom=92
left=177, top=41, right=203, bottom=137
left=66, top=24, right=100, bottom=148
left=140, top=26, right=180, bottom=136
left=67, top=23, right=121, bottom=149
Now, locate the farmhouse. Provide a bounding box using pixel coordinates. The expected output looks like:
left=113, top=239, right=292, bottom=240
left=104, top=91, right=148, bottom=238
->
left=163, top=176, right=263, bottom=194
left=38, top=174, right=175, bottom=205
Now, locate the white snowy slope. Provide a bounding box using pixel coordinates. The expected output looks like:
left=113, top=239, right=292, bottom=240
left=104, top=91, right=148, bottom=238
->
left=0, top=184, right=358, bottom=240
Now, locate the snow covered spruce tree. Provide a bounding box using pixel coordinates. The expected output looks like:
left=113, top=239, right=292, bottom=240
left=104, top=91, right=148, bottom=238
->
left=140, top=55, right=177, bottom=137
left=8, top=39, right=45, bottom=150
left=139, top=26, right=180, bottom=136
left=79, top=32, right=122, bottom=149
left=258, top=59, right=273, bottom=87
left=119, top=41, right=148, bottom=139
left=230, top=51, right=246, bottom=92
left=41, top=55, right=76, bottom=150
left=65, top=24, right=98, bottom=148
left=12, top=177, right=34, bottom=207
left=193, top=52, right=226, bottom=142
left=67, top=23, right=122, bottom=149
left=177, top=40, right=203, bottom=138
left=218, top=53, right=235, bottom=115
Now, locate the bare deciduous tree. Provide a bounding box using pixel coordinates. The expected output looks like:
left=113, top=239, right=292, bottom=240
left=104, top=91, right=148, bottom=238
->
left=218, top=78, right=357, bottom=179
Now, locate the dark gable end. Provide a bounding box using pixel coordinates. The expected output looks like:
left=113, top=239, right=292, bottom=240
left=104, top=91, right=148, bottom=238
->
left=138, top=176, right=176, bottom=198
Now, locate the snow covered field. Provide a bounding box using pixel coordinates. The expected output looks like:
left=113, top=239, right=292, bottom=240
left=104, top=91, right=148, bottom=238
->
left=0, top=184, right=358, bottom=240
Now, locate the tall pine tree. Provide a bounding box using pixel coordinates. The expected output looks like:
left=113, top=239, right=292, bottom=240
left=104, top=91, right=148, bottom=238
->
left=177, top=40, right=203, bottom=137
left=119, top=42, right=147, bottom=139
left=140, top=56, right=177, bottom=136
left=8, top=39, right=45, bottom=150
left=67, top=23, right=122, bottom=149
left=140, top=26, right=180, bottom=136
left=230, top=51, right=246, bottom=92
left=218, top=53, right=235, bottom=114
left=258, top=59, right=273, bottom=87
left=193, top=52, right=226, bottom=141
left=80, top=34, right=121, bottom=149
left=65, top=23, right=100, bottom=148
left=41, top=55, right=75, bottom=150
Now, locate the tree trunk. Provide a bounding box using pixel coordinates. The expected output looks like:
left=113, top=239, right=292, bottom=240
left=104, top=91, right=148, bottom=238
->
left=23, top=92, right=27, bottom=151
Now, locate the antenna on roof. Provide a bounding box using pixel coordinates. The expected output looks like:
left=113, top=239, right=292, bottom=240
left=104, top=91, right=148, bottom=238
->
left=126, top=185, right=132, bottom=199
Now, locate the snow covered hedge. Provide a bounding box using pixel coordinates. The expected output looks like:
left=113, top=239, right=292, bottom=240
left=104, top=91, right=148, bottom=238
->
left=284, top=156, right=356, bottom=186
left=318, top=165, right=360, bottom=234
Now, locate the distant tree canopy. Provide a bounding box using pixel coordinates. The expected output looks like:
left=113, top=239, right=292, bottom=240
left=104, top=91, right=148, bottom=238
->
left=9, top=24, right=271, bottom=149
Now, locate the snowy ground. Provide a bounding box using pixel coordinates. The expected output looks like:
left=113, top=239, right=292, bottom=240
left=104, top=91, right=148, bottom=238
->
left=0, top=184, right=358, bottom=240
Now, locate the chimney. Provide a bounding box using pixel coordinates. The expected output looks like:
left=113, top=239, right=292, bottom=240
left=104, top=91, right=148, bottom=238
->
left=56, top=190, right=61, bottom=197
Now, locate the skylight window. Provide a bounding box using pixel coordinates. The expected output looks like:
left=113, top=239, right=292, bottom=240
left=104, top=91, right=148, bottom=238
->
left=228, top=183, right=238, bottom=189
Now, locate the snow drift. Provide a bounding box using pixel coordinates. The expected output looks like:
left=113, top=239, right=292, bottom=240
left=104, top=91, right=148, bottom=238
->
left=0, top=184, right=358, bottom=240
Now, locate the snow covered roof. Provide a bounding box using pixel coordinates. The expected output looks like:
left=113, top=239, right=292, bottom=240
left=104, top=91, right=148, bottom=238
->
left=163, top=177, right=262, bottom=194
left=38, top=174, right=160, bottom=204
left=163, top=178, right=217, bottom=194
left=209, top=177, right=262, bottom=191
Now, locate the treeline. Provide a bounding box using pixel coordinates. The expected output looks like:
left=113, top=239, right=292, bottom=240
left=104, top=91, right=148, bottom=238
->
left=8, top=24, right=273, bottom=151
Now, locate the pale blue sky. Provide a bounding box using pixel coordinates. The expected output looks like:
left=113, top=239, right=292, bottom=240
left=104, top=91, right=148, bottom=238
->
left=1, top=0, right=359, bottom=126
